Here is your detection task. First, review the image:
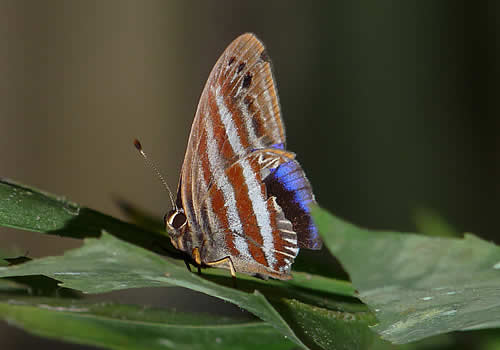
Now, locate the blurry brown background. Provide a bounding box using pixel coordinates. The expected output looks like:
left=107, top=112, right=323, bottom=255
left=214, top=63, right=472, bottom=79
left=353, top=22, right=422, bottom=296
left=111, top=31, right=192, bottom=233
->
left=1, top=1, right=499, bottom=349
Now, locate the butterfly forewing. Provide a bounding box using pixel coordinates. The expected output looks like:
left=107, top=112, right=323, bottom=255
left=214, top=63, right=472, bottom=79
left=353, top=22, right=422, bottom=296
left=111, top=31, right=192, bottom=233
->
left=173, top=33, right=320, bottom=280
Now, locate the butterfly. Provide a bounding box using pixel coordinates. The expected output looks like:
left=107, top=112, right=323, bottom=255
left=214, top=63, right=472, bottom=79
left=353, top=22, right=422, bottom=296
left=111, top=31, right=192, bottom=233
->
left=157, top=33, right=322, bottom=280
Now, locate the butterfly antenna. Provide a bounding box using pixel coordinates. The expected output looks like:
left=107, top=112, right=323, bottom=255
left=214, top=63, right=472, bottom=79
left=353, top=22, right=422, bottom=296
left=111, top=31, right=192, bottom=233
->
left=133, top=139, right=176, bottom=210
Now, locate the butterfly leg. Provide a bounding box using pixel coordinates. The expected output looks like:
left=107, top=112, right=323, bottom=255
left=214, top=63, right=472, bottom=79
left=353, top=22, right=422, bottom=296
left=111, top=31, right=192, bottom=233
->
left=205, top=256, right=237, bottom=287
left=191, top=247, right=203, bottom=275
left=183, top=259, right=192, bottom=272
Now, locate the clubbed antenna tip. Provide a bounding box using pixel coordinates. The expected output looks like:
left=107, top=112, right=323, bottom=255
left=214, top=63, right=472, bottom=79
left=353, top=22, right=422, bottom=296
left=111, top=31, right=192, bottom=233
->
left=133, top=139, right=142, bottom=151
left=133, top=138, right=176, bottom=210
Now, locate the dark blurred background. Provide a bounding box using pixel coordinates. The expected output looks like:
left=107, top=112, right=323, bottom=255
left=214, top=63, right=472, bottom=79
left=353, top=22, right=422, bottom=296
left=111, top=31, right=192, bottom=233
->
left=1, top=1, right=499, bottom=349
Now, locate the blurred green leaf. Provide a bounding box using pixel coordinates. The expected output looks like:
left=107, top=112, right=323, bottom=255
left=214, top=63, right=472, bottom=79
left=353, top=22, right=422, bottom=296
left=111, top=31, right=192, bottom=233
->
left=0, top=279, right=28, bottom=293
left=1, top=274, right=82, bottom=298
left=115, top=197, right=165, bottom=234
left=414, top=208, right=458, bottom=237
left=482, top=336, right=500, bottom=350
left=313, top=206, right=500, bottom=344
left=0, top=296, right=295, bottom=350
left=4, top=256, right=32, bottom=265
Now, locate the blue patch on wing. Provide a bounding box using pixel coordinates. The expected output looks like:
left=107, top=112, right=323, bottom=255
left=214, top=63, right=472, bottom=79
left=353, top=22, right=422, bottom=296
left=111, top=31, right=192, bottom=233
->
left=264, top=160, right=322, bottom=250
left=270, top=143, right=285, bottom=150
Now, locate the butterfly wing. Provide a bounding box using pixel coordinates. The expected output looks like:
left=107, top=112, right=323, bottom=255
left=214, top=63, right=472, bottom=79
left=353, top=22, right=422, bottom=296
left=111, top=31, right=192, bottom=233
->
left=180, top=33, right=284, bottom=237
left=178, top=33, right=320, bottom=279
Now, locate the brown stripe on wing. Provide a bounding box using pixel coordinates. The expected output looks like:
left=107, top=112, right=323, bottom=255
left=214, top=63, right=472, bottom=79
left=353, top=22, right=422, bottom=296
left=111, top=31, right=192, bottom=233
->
left=216, top=33, right=285, bottom=149
left=208, top=182, right=240, bottom=257
left=250, top=71, right=283, bottom=144
left=218, top=35, right=270, bottom=148
left=179, top=99, right=207, bottom=241
left=236, top=35, right=284, bottom=145
left=191, top=121, right=210, bottom=212
left=225, top=71, right=271, bottom=149
left=187, top=114, right=209, bottom=237
left=222, top=86, right=253, bottom=150
left=221, top=90, right=253, bottom=152
left=179, top=157, right=198, bottom=240
left=195, top=129, right=212, bottom=225
left=226, top=162, right=269, bottom=267
left=211, top=37, right=256, bottom=156
left=206, top=90, right=236, bottom=162
left=195, top=127, right=240, bottom=258
left=180, top=122, right=212, bottom=250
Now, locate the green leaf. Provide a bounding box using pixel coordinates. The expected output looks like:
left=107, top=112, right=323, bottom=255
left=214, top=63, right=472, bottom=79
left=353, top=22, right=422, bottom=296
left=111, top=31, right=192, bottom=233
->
left=413, top=208, right=458, bottom=237
left=0, top=179, right=377, bottom=349
left=272, top=298, right=375, bottom=350
left=313, top=206, right=500, bottom=344
left=0, top=232, right=302, bottom=348
left=0, top=296, right=295, bottom=350
left=0, top=179, right=82, bottom=234
left=0, top=232, right=377, bottom=349
left=0, top=179, right=178, bottom=257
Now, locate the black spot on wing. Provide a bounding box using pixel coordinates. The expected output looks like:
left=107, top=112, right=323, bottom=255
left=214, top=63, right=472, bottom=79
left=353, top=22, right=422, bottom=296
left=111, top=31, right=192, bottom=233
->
left=237, top=62, right=246, bottom=73
left=228, top=56, right=236, bottom=66
left=242, top=73, right=252, bottom=89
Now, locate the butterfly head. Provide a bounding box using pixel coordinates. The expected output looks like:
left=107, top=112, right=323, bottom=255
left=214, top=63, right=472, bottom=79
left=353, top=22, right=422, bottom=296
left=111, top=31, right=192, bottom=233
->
left=165, top=208, right=188, bottom=249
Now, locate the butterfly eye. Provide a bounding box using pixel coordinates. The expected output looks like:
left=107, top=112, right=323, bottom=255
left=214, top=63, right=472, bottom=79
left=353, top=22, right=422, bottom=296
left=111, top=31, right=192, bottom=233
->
left=167, top=210, right=187, bottom=230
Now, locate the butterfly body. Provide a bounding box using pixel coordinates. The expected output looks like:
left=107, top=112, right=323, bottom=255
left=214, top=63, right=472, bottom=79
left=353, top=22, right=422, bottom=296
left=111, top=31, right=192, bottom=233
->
left=166, top=33, right=321, bottom=280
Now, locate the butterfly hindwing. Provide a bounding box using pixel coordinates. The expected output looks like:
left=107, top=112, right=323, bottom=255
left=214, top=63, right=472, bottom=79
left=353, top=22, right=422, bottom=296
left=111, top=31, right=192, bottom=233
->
left=200, top=150, right=301, bottom=278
